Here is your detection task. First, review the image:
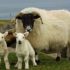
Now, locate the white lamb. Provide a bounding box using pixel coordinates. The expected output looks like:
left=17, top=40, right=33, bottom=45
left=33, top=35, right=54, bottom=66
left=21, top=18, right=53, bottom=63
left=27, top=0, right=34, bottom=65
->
left=14, top=32, right=37, bottom=70
left=0, top=32, right=10, bottom=70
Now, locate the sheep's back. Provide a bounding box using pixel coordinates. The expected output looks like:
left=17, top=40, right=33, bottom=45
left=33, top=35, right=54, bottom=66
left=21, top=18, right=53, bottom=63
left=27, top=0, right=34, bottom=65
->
left=50, top=10, right=70, bottom=43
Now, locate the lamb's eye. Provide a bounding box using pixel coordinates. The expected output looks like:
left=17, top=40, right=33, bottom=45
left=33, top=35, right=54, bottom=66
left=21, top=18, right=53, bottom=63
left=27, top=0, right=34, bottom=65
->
left=2, top=37, right=3, bottom=38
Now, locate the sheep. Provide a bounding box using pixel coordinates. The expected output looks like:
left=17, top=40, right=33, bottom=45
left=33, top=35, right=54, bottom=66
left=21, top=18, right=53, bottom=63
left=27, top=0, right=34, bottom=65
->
left=0, top=32, right=10, bottom=70
left=14, top=32, right=37, bottom=70
left=15, top=7, right=69, bottom=61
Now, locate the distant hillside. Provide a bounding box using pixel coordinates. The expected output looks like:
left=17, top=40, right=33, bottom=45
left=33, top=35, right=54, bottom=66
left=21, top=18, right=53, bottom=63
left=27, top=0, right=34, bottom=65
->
left=0, top=20, right=15, bottom=33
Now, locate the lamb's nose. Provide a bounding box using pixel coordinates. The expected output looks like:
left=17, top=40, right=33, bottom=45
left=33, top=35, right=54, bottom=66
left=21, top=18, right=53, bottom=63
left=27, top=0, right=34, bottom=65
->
left=18, top=41, right=21, bottom=44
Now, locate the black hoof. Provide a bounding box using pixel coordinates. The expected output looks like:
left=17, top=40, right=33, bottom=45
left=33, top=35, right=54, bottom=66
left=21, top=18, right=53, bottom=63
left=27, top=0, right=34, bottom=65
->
left=11, top=62, right=16, bottom=65
left=56, top=57, right=60, bottom=61
left=36, top=60, right=40, bottom=64
left=67, top=57, right=70, bottom=60
left=68, top=57, right=70, bottom=60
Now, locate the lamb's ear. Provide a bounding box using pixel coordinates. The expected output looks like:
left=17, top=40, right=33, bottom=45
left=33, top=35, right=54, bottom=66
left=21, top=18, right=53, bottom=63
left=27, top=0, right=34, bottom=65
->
left=4, top=31, right=8, bottom=37
left=24, top=32, right=29, bottom=37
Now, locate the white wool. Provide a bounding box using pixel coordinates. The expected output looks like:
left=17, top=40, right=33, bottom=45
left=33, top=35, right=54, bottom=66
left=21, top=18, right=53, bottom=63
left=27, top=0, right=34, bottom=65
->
left=16, top=19, right=24, bottom=33
left=50, top=10, right=70, bottom=43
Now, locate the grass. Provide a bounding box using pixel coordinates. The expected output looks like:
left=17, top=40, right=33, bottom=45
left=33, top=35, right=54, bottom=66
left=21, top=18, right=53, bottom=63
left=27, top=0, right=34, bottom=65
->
left=0, top=19, right=10, bottom=25
left=0, top=52, right=70, bottom=70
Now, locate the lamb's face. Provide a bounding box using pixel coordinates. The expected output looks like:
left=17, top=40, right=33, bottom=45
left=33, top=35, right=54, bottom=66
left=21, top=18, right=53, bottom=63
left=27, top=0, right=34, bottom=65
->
left=16, top=13, right=40, bottom=32
left=0, top=32, right=8, bottom=43
left=15, top=32, right=29, bottom=45
left=16, top=33, right=25, bottom=44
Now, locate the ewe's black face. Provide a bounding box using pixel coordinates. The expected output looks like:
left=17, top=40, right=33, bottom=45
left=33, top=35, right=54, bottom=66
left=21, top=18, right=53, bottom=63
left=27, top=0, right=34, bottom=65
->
left=22, top=14, right=34, bottom=32
left=16, top=13, right=40, bottom=32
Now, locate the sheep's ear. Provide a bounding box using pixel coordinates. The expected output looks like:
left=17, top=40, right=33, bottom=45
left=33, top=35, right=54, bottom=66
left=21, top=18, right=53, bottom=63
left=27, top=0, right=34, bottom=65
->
left=33, top=15, right=40, bottom=19
left=24, top=32, right=29, bottom=37
left=4, top=31, right=8, bottom=37
left=13, top=32, right=17, bottom=37
left=16, top=13, right=23, bottom=19
left=33, top=15, right=43, bottom=24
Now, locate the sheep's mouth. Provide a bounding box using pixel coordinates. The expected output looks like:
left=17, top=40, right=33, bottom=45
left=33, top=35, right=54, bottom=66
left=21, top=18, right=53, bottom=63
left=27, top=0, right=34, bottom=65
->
left=16, top=12, right=41, bottom=32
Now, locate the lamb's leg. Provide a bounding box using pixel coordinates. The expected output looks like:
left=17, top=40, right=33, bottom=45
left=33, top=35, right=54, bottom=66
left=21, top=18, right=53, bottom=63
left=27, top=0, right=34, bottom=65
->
left=17, top=56, right=22, bottom=70
left=0, top=57, right=1, bottom=68
left=24, top=55, right=29, bottom=69
left=4, top=52, right=10, bottom=70
left=31, top=55, right=37, bottom=66
left=0, top=57, right=1, bottom=64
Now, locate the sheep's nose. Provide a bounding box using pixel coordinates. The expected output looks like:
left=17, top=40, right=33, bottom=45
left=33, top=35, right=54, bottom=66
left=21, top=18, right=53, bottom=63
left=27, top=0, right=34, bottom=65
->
left=25, top=28, right=32, bottom=32
left=26, top=26, right=32, bottom=32
left=27, top=29, right=32, bottom=32
left=18, top=41, right=22, bottom=44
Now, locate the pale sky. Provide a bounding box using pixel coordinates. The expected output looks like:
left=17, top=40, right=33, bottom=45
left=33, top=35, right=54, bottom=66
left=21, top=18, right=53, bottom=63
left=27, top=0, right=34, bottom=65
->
left=0, top=0, right=70, bottom=19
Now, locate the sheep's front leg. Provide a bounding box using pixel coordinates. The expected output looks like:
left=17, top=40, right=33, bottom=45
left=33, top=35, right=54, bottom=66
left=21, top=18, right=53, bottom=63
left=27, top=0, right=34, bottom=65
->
left=31, top=55, right=37, bottom=66
left=35, top=50, right=40, bottom=64
left=14, top=61, right=18, bottom=68
left=56, top=51, right=61, bottom=61
left=4, top=52, right=10, bottom=70
left=67, top=46, right=70, bottom=60
left=24, top=55, right=29, bottom=69
left=17, top=56, right=22, bottom=70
